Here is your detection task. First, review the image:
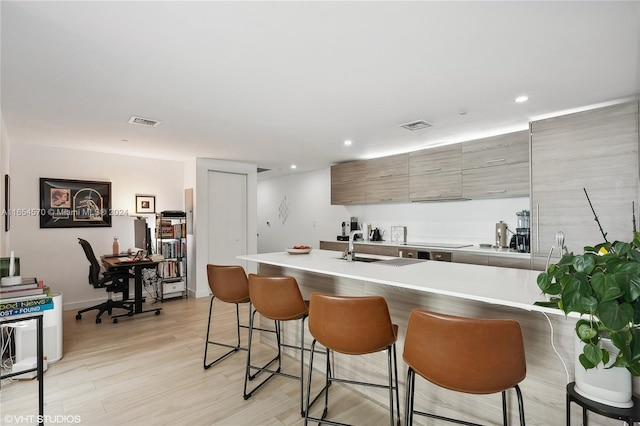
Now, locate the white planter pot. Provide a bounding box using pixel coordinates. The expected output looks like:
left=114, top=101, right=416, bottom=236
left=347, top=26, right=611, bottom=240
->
left=574, top=335, right=633, bottom=408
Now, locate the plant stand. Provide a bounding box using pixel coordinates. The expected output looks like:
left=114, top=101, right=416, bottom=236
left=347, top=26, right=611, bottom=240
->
left=574, top=335, right=633, bottom=408
left=567, top=382, right=640, bottom=425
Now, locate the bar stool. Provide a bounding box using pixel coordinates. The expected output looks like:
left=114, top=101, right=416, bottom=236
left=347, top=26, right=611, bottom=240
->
left=243, top=274, right=317, bottom=417
left=403, top=309, right=527, bottom=426
left=203, top=264, right=252, bottom=369
left=304, top=292, right=400, bottom=426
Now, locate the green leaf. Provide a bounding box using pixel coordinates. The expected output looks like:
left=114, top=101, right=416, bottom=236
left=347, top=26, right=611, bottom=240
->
left=583, top=343, right=603, bottom=366
left=593, top=273, right=623, bottom=302
left=533, top=299, right=561, bottom=309
left=619, top=262, right=640, bottom=301
left=576, top=322, right=598, bottom=341
left=573, top=254, right=596, bottom=274
left=579, top=353, right=596, bottom=370
left=561, top=275, right=590, bottom=314
left=598, top=300, right=634, bottom=331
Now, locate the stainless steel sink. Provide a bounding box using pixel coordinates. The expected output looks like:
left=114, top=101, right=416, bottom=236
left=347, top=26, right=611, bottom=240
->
left=334, top=256, right=384, bottom=263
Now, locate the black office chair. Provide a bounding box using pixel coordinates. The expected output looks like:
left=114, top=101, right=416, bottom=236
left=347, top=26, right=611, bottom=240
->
left=76, top=238, right=134, bottom=324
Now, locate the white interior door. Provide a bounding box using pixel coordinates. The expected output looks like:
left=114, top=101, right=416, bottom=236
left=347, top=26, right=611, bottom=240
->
left=207, top=170, right=247, bottom=265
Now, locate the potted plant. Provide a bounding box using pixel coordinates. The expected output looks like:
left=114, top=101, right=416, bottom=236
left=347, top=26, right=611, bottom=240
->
left=536, top=234, right=640, bottom=406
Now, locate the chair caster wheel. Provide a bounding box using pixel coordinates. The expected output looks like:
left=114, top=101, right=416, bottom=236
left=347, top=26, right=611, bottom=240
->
left=113, top=318, right=119, bottom=324
left=155, top=310, right=161, bottom=315
left=96, top=317, right=102, bottom=324
left=76, top=314, right=82, bottom=320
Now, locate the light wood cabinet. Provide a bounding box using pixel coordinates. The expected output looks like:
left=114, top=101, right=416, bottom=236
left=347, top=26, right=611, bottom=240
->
left=409, top=144, right=461, bottom=175
left=365, top=153, right=409, bottom=179
left=365, top=176, right=409, bottom=203
left=331, top=161, right=367, bottom=205
left=530, top=102, right=639, bottom=267
left=488, top=256, right=531, bottom=269
left=363, top=154, right=409, bottom=203
left=462, top=162, right=529, bottom=199
left=462, top=131, right=529, bottom=169
left=461, top=130, right=530, bottom=199
left=409, top=145, right=462, bottom=201
left=451, top=252, right=489, bottom=266
left=410, top=171, right=462, bottom=201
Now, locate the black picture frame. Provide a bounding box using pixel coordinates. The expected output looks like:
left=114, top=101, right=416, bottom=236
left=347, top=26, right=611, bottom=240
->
left=4, top=174, right=9, bottom=232
left=135, top=195, right=156, bottom=214
left=39, top=178, right=112, bottom=228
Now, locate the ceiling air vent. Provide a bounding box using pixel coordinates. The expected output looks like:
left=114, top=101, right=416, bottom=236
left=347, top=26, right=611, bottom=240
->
left=400, top=120, right=433, bottom=131
left=257, top=168, right=271, bottom=173
left=128, top=116, right=162, bottom=128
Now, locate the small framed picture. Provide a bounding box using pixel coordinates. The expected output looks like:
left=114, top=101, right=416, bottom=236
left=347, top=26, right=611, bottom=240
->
left=135, top=195, right=155, bottom=214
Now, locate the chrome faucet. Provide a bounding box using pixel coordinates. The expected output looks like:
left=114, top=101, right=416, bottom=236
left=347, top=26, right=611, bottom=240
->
left=343, top=230, right=364, bottom=261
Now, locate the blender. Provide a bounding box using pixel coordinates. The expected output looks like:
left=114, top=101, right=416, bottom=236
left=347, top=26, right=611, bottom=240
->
left=515, top=210, right=530, bottom=253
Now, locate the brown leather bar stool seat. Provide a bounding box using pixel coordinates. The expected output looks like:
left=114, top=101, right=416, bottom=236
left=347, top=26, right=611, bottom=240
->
left=243, top=274, right=323, bottom=417
left=203, top=265, right=274, bottom=369
left=304, top=292, right=400, bottom=426
left=403, top=309, right=527, bottom=426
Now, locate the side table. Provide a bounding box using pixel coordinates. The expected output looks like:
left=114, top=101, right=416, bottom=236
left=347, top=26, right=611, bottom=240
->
left=567, top=382, right=640, bottom=425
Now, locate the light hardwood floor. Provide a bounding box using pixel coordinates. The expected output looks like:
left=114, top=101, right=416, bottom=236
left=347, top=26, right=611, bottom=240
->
left=1, top=296, right=397, bottom=426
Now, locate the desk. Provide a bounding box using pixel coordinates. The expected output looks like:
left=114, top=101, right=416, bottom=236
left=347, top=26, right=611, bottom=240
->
left=567, top=382, right=640, bottom=425
left=0, top=313, right=45, bottom=426
left=101, top=256, right=161, bottom=322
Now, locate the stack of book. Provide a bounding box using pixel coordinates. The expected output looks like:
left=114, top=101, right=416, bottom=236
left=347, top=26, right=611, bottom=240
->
left=0, top=277, right=46, bottom=300
left=0, top=278, right=53, bottom=317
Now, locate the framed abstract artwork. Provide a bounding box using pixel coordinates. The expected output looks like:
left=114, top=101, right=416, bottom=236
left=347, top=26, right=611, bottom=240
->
left=40, top=178, right=112, bottom=228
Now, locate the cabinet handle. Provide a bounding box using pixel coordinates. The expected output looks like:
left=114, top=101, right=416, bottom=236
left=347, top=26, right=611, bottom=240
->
left=536, top=203, right=540, bottom=253
left=380, top=173, right=393, bottom=178
left=424, top=167, right=442, bottom=172
left=407, top=252, right=413, bottom=257
left=379, top=198, right=393, bottom=201
left=485, top=158, right=507, bottom=164
left=485, top=189, right=507, bottom=194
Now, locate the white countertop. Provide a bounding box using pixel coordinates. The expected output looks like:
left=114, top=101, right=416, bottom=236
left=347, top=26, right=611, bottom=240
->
left=238, top=249, right=565, bottom=316
left=322, top=240, right=530, bottom=259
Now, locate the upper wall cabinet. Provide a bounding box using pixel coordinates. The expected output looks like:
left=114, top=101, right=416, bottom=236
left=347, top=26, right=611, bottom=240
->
left=461, top=130, right=530, bottom=199
left=364, top=153, right=409, bottom=203
left=409, top=144, right=462, bottom=201
left=331, top=160, right=367, bottom=205
left=530, top=102, right=639, bottom=270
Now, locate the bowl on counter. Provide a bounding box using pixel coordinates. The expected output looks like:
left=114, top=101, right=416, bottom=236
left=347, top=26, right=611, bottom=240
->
left=286, top=246, right=312, bottom=254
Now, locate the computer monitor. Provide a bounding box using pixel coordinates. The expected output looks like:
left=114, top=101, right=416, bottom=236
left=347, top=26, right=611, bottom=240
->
left=134, top=217, right=151, bottom=254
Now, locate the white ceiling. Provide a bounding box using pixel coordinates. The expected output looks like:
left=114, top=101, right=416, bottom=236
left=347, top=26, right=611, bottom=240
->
left=2, top=1, right=639, bottom=178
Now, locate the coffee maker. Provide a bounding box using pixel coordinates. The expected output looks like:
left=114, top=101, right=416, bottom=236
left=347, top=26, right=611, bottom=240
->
left=515, top=210, right=530, bottom=253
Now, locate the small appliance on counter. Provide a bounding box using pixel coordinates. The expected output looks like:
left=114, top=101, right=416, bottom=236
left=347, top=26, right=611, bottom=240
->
left=370, top=228, right=385, bottom=241
left=515, top=210, right=530, bottom=253
left=337, top=221, right=350, bottom=241
left=361, top=223, right=371, bottom=241
left=350, top=216, right=362, bottom=240
left=495, top=221, right=508, bottom=248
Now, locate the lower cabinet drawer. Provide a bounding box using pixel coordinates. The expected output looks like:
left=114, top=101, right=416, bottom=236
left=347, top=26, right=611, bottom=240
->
left=162, top=280, right=185, bottom=295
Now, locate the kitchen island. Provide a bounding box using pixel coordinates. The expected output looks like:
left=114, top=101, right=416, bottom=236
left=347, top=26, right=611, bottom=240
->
left=238, top=249, right=631, bottom=426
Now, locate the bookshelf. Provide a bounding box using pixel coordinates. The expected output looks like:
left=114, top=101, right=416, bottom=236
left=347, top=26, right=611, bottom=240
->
left=155, top=211, right=187, bottom=301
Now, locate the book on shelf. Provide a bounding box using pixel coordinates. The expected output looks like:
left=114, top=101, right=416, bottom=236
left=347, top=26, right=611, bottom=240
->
left=0, top=279, right=45, bottom=300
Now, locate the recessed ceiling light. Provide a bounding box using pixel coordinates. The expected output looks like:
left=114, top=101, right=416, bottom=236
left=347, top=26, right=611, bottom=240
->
left=344, top=140, right=352, bottom=146
left=514, top=96, right=529, bottom=103
left=290, top=165, right=297, bottom=169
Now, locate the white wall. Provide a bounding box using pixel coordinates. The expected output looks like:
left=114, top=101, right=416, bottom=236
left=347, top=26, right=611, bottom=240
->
left=257, top=168, right=350, bottom=253
left=257, top=168, right=529, bottom=251
left=9, top=143, right=184, bottom=310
